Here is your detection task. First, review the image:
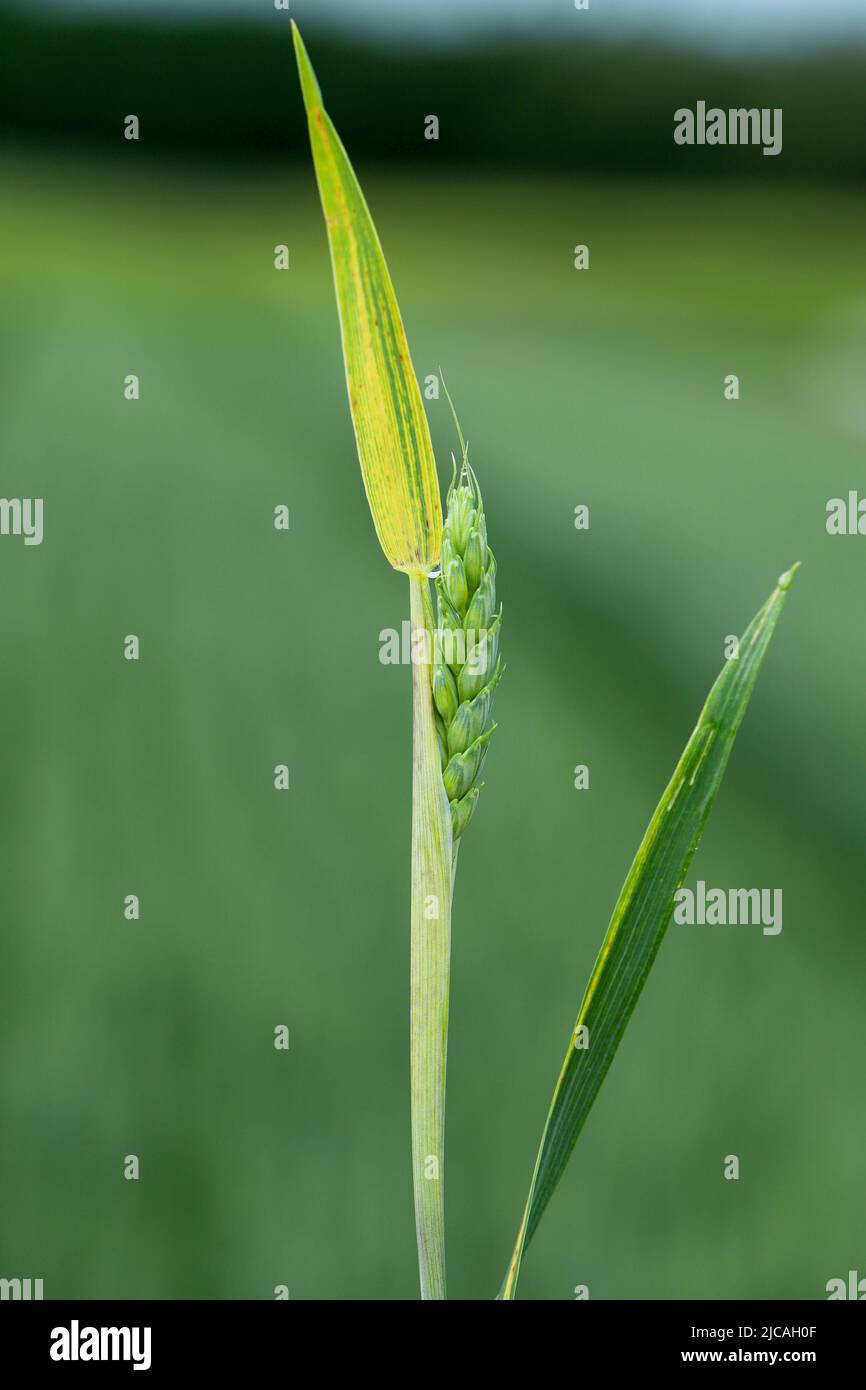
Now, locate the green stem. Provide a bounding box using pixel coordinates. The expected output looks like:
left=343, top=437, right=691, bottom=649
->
left=408, top=571, right=453, bottom=1300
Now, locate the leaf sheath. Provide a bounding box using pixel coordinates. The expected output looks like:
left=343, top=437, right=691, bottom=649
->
left=409, top=573, right=454, bottom=1299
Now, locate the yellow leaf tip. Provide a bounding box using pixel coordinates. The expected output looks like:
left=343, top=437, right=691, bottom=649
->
left=291, top=20, right=322, bottom=111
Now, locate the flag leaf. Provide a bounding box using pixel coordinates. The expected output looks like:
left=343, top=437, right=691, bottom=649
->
left=291, top=21, right=442, bottom=575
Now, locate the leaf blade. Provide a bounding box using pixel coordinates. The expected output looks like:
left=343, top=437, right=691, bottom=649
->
left=291, top=22, right=442, bottom=575
left=501, top=565, right=799, bottom=1299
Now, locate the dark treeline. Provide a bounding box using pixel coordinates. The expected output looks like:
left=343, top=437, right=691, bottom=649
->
left=2, top=11, right=866, bottom=180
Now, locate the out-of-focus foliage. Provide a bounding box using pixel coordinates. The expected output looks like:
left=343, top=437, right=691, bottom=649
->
left=2, top=10, right=866, bottom=180
left=1, top=150, right=864, bottom=1297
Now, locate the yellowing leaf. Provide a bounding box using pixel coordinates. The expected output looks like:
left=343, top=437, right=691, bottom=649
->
left=292, top=21, right=442, bottom=574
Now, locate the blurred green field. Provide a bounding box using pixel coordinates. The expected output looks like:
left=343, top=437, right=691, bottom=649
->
left=1, top=151, right=865, bottom=1299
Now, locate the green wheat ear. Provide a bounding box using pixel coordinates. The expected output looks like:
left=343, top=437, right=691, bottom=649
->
left=432, top=380, right=503, bottom=849
left=433, top=468, right=502, bottom=846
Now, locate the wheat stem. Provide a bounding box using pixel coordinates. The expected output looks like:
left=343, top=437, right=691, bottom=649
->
left=408, top=571, right=453, bottom=1300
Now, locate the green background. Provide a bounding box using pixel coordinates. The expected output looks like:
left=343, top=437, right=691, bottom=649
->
left=1, top=16, right=865, bottom=1301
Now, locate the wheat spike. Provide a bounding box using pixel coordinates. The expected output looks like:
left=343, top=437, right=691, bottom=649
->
left=432, top=445, right=502, bottom=845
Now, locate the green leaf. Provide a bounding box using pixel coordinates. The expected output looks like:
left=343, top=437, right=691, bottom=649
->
left=291, top=21, right=442, bottom=576
left=500, top=565, right=799, bottom=1300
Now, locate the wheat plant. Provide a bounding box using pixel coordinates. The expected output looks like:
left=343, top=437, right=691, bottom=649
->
left=291, top=22, right=797, bottom=1301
